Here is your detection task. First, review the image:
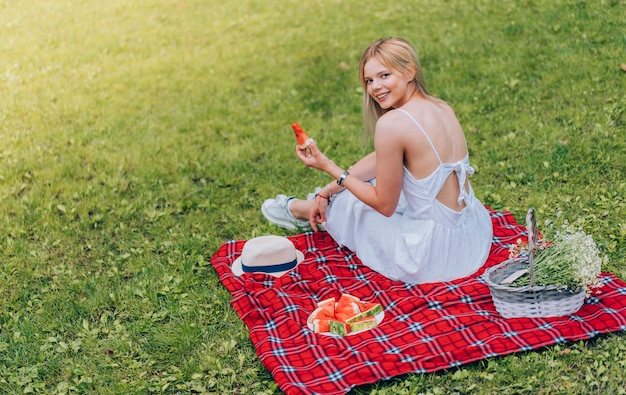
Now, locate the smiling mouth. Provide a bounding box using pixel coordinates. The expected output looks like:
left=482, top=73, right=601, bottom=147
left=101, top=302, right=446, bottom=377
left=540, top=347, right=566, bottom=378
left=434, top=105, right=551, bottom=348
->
left=376, top=92, right=389, bottom=101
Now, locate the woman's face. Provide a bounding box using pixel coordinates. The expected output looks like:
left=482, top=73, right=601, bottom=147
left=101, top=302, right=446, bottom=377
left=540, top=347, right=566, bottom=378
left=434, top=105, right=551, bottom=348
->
left=363, top=57, right=413, bottom=110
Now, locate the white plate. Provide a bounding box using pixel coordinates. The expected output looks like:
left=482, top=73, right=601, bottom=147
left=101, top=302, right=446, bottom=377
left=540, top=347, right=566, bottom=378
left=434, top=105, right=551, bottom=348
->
left=307, top=305, right=384, bottom=336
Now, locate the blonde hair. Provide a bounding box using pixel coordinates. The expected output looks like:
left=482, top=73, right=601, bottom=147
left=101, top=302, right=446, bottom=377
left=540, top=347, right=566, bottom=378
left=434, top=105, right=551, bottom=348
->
left=359, top=38, right=430, bottom=136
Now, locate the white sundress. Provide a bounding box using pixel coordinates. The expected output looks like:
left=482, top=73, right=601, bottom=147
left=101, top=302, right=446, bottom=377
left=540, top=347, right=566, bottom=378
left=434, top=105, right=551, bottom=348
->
left=324, top=108, right=493, bottom=284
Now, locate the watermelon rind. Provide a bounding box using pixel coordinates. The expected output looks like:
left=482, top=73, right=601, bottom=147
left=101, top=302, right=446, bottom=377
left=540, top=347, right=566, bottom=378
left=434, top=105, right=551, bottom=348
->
left=329, top=320, right=349, bottom=336
left=298, top=138, right=314, bottom=149
left=311, top=319, right=330, bottom=333
left=349, top=316, right=377, bottom=332
left=317, top=297, right=336, bottom=316
left=307, top=307, right=321, bottom=324
left=345, top=303, right=383, bottom=324
left=317, top=297, right=336, bottom=308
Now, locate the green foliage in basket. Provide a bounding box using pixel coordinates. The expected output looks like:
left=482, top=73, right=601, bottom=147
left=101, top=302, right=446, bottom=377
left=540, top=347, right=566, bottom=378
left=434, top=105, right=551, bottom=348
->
left=509, top=220, right=605, bottom=296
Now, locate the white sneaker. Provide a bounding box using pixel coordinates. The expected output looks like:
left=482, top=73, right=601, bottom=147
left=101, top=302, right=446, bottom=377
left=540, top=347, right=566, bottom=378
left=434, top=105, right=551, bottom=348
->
left=261, top=194, right=311, bottom=230
left=307, top=187, right=323, bottom=201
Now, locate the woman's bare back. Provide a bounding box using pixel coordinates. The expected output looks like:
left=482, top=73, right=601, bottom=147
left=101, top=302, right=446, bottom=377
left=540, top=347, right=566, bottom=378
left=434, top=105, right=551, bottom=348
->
left=398, top=98, right=470, bottom=211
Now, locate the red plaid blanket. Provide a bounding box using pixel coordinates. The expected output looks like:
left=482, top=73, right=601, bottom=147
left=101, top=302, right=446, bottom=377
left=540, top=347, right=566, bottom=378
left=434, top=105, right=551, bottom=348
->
left=210, top=210, right=626, bottom=395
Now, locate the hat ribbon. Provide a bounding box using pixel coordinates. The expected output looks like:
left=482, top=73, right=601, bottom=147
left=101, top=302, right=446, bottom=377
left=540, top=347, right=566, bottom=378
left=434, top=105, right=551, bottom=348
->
left=242, top=258, right=298, bottom=274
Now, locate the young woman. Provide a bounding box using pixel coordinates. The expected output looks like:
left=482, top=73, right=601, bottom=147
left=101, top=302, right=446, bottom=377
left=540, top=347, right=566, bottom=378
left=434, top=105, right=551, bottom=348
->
left=262, top=37, right=493, bottom=284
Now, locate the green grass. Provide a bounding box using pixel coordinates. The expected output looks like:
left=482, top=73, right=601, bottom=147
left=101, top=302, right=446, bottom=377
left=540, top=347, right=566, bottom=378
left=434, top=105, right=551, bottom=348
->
left=1, top=0, right=625, bottom=393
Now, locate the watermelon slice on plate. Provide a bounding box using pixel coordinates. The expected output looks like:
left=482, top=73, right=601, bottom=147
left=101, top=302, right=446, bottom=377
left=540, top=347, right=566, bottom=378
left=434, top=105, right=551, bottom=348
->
left=307, top=307, right=333, bottom=334
left=310, top=318, right=330, bottom=333
left=334, top=294, right=361, bottom=323
left=306, top=293, right=384, bottom=336
left=349, top=315, right=377, bottom=332
left=317, top=297, right=336, bottom=316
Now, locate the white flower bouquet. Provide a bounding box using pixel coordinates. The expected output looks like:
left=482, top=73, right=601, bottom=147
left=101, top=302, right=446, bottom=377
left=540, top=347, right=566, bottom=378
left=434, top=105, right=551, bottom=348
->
left=507, top=218, right=605, bottom=297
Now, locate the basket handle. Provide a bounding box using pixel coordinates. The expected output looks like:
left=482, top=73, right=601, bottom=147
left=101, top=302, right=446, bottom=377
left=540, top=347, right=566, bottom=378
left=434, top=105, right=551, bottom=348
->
left=526, top=208, right=538, bottom=286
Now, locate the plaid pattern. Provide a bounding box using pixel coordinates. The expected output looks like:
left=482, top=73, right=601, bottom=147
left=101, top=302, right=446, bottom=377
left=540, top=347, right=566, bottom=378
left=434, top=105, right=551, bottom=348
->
left=210, top=209, right=626, bottom=395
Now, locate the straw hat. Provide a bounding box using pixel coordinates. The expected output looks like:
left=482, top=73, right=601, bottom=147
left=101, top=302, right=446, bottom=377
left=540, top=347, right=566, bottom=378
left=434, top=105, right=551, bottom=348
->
left=231, top=235, right=304, bottom=277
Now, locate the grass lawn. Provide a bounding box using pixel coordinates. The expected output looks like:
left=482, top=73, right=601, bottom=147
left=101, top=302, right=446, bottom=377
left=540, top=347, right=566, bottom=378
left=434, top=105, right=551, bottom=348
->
left=1, top=0, right=625, bottom=393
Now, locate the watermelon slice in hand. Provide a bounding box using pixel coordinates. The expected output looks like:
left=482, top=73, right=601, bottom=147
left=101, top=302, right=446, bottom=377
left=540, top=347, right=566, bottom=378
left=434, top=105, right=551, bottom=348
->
left=292, top=122, right=313, bottom=149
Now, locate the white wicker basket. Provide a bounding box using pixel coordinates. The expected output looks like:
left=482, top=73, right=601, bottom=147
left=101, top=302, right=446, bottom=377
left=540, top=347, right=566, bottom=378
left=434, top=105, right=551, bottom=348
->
left=483, top=208, right=585, bottom=318
left=483, top=258, right=585, bottom=318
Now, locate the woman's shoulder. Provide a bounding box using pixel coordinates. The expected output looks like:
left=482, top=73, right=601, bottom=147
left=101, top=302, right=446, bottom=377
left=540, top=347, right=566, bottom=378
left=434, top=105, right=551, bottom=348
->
left=378, top=108, right=405, bottom=122
left=376, top=108, right=410, bottom=131
left=419, top=96, right=456, bottom=116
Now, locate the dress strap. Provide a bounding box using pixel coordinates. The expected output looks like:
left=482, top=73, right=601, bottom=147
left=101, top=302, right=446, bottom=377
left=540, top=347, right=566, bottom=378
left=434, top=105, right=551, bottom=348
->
left=395, top=108, right=443, bottom=164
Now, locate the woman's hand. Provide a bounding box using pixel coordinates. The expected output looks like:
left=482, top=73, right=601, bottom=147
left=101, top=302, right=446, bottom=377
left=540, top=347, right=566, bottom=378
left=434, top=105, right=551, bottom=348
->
left=308, top=194, right=328, bottom=231
left=296, top=140, right=333, bottom=172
